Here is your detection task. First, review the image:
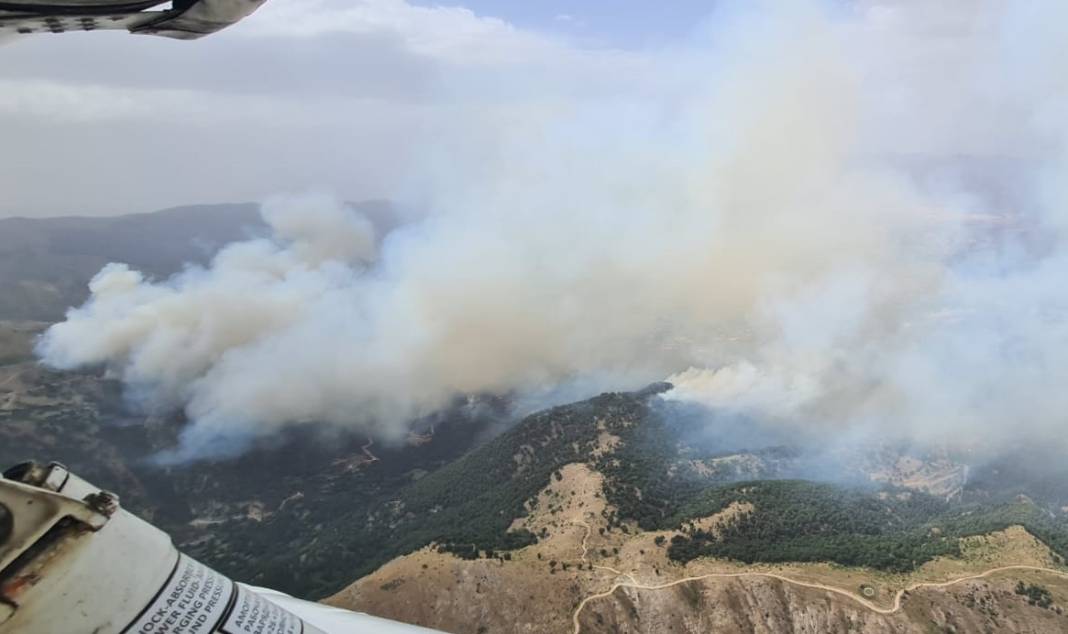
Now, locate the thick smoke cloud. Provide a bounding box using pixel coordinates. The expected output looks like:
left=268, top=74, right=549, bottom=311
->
left=37, top=1, right=1068, bottom=459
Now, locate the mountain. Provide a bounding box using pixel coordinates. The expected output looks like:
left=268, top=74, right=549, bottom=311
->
left=0, top=204, right=263, bottom=321
left=0, top=200, right=397, bottom=321
left=316, top=387, right=1068, bottom=633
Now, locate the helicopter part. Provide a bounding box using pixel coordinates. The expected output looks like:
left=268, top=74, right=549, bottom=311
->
left=0, top=460, right=443, bottom=633
left=0, top=0, right=267, bottom=39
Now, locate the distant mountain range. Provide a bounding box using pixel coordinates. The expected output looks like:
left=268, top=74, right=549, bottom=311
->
left=0, top=200, right=396, bottom=321
left=0, top=204, right=264, bottom=321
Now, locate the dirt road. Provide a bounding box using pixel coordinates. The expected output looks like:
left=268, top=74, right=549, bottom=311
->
left=569, top=520, right=1068, bottom=634
left=361, top=438, right=379, bottom=464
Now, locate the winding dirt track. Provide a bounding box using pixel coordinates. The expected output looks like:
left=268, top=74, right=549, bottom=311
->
left=569, top=517, right=1068, bottom=634
left=361, top=438, right=379, bottom=464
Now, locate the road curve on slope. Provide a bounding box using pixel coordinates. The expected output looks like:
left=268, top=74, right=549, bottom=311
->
left=571, top=560, right=1068, bottom=634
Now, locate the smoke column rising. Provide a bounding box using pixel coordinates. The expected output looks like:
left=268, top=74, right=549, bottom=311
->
left=37, top=1, right=1068, bottom=459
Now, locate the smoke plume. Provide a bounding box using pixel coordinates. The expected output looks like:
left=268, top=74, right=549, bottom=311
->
left=37, top=1, right=1068, bottom=459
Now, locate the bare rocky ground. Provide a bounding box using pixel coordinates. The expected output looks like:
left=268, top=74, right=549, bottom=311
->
left=329, top=462, right=1068, bottom=634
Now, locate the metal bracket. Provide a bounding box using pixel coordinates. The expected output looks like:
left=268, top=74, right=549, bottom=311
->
left=0, top=476, right=111, bottom=624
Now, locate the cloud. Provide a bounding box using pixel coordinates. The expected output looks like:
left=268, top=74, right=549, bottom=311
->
left=240, top=0, right=548, bottom=63
left=0, top=0, right=637, bottom=217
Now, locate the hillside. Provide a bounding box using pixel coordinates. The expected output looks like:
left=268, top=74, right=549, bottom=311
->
left=0, top=322, right=506, bottom=596
left=333, top=469, right=1068, bottom=633
left=0, top=200, right=502, bottom=599
left=331, top=385, right=1068, bottom=579
left=317, top=387, right=1068, bottom=633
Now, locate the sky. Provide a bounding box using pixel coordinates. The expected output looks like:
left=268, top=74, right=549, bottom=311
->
left=0, top=0, right=715, bottom=218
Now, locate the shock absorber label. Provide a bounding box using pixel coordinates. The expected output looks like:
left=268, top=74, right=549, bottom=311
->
left=218, top=584, right=303, bottom=634
left=123, top=554, right=234, bottom=634
left=121, top=554, right=312, bottom=634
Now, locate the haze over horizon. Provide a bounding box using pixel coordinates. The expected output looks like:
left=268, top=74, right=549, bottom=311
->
left=1, top=0, right=715, bottom=218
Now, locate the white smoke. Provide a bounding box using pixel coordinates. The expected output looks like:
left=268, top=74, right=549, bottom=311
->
left=37, top=0, right=1068, bottom=459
